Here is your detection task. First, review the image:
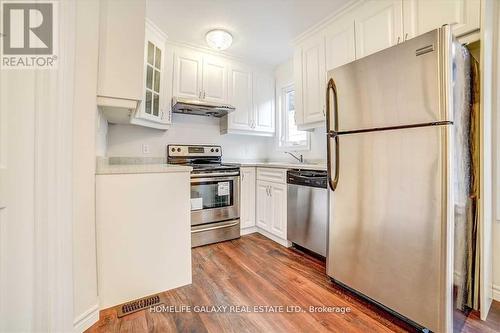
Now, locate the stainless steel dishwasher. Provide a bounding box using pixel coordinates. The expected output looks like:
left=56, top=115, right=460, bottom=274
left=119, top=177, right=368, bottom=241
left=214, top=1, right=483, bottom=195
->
left=287, top=169, right=328, bottom=257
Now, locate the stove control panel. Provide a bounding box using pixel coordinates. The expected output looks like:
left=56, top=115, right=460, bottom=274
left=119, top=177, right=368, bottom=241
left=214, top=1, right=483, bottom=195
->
left=167, top=145, right=222, bottom=157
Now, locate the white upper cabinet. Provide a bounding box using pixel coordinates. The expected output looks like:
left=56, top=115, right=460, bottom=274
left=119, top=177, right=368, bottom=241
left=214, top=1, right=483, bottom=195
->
left=298, top=34, right=326, bottom=127
left=221, top=62, right=275, bottom=136
left=325, top=18, right=356, bottom=71
left=293, top=0, right=480, bottom=130
left=225, top=63, right=253, bottom=131
left=202, top=55, right=227, bottom=103
left=173, top=48, right=203, bottom=100
left=403, top=0, right=481, bottom=39
left=131, top=21, right=170, bottom=127
left=97, top=0, right=145, bottom=103
left=97, top=0, right=170, bottom=130
left=253, top=72, right=275, bottom=133
left=173, top=49, right=228, bottom=103
left=354, top=0, right=404, bottom=58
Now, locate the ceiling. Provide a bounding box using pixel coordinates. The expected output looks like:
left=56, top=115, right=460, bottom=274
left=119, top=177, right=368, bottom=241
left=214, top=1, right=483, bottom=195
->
left=147, top=0, right=352, bottom=67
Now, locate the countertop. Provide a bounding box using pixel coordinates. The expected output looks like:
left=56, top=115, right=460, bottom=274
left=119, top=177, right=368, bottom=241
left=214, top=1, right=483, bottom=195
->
left=96, top=157, right=326, bottom=174
left=96, top=157, right=192, bottom=175
left=225, top=160, right=327, bottom=171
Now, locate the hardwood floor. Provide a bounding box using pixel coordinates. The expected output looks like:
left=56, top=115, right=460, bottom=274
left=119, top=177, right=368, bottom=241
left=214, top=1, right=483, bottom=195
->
left=87, top=233, right=500, bottom=333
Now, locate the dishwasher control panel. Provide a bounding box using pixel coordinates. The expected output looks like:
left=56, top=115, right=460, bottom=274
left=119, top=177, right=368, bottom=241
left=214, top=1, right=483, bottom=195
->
left=287, top=169, right=327, bottom=189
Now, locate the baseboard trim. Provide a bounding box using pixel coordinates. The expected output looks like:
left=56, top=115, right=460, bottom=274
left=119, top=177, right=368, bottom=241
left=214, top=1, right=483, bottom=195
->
left=493, top=285, right=500, bottom=301
left=241, top=226, right=257, bottom=235
left=73, top=303, right=99, bottom=333
left=256, top=227, right=291, bottom=248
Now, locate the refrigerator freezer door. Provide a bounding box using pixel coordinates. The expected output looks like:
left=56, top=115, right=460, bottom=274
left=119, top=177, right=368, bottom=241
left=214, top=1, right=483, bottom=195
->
left=327, top=125, right=451, bottom=332
left=327, top=28, right=452, bottom=133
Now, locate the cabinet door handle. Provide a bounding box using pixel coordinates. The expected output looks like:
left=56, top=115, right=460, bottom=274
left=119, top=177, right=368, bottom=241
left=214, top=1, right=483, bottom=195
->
left=203, top=91, right=206, bottom=99
left=322, top=105, right=326, bottom=116
left=269, top=186, right=272, bottom=197
left=404, top=33, right=408, bottom=41
left=397, top=36, right=401, bottom=44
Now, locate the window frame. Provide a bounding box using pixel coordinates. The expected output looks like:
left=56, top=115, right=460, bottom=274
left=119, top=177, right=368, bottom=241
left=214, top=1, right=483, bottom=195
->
left=276, top=83, right=310, bottom=151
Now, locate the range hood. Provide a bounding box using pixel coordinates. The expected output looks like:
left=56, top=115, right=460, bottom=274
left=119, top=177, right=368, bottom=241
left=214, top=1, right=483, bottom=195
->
left=172, top=97, right=235, bottom=117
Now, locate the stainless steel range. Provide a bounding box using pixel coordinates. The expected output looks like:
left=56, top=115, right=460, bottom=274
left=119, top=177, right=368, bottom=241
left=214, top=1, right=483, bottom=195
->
left=167, top=144, right=240, bottom=247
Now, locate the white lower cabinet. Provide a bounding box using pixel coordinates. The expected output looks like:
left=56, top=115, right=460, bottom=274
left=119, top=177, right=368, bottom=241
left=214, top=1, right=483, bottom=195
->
left=96, top=171, right=192, bottom=308
left=240, top=167, right=256, bottom=232
left=256, top=180, right=287, bottom=241
left=255, top=168, right=288, bottom=245
left=256, top=180, right=272, bottom=231
left=269, top=182, right=287, bottom=239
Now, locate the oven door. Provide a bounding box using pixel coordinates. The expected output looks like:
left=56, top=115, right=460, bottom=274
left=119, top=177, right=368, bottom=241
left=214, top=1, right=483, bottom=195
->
left=190, top=175, right=240, bottom=226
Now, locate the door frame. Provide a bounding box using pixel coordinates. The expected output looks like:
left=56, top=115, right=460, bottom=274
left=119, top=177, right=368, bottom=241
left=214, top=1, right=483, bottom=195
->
left=479, top=0, right=498, bottom=321
left=35, top=0, right=76, bottom=330
left=0, top=0, right=77, bottom=331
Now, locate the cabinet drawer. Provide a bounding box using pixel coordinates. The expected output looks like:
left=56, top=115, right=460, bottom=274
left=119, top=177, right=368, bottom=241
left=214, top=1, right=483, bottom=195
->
left=257, top=168, right=287, bottom=184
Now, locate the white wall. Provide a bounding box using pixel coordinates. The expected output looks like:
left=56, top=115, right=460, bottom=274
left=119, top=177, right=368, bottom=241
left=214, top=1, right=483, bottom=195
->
left=96, top=109, right=108, bottom=157
left=72, top=0, right=100, bottom=331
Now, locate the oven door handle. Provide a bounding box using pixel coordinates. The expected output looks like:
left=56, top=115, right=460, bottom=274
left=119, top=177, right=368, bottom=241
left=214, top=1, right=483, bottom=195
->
left=191, top=171, right=240, bottom=178
left=191, top=221, right=239, bottom=233
left=190, top=176, right=239, bottom=184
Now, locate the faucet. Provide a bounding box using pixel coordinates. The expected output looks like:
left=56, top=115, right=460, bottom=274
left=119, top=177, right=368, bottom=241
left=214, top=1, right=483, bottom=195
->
left=284, top=151, right=304, bottom=163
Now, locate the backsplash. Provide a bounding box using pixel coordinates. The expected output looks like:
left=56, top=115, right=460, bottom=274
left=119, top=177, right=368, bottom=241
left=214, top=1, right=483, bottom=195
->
left=105, top=113, right=326, bottom=162
left=106, top=113, right=273, bottom=160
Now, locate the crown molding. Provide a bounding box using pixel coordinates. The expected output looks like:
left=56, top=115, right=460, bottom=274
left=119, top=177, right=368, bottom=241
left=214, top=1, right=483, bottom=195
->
left=292, top=0, right=364, bottom=45
left=146, top=18, right=167, bottom=40
left=165, top=39, right=275, bottom=71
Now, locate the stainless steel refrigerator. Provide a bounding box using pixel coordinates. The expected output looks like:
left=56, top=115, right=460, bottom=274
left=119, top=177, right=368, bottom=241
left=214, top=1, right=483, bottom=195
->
left=325, top=26, right=478, bottom=332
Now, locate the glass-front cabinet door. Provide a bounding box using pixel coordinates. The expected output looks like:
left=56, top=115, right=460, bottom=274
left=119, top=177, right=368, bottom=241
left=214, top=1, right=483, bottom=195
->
left=139, top=21, right=170, bottom=125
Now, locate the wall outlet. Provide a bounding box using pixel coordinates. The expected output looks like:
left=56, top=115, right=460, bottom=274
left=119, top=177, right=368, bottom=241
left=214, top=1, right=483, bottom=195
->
left=142, top=144, right=150, bottom=154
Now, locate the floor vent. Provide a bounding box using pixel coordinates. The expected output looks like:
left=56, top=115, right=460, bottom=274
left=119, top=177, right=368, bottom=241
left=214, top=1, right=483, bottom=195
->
left=117, top=294, right=161, bottom=317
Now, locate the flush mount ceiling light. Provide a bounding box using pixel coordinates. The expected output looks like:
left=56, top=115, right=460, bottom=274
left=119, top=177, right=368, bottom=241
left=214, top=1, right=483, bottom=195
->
left=205, top=29, right=233, bottom=51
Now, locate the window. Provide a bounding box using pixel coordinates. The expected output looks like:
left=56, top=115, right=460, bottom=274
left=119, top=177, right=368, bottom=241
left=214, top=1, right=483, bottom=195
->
left=277, top=84, right=310, bottom=150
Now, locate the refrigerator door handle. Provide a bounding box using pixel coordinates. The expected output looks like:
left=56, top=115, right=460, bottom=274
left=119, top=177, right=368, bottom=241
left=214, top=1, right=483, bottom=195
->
left=326, top=78, right=338, bottom=134
left=326, top=78, right=339, bottom=191
left=327, top=135, right=339, bottom=191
